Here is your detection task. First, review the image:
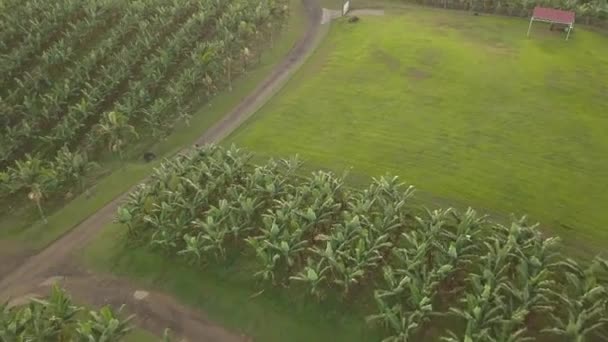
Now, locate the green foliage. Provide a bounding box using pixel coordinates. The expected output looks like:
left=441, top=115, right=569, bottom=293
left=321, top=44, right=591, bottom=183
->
left=0, top=286, right=133, bottom=341
left=542, top=258, right=608, bottom=342
left=0, top=0, right=289, bottom=202
left=53, top=146, right=98, bottom=192
left=7, top=154, right=56, bottom=195
left=5, top=154, right=57, bottom=223
left=118, top=145, right=608, bottom=341
left=94, top=111, right=139, bottom=160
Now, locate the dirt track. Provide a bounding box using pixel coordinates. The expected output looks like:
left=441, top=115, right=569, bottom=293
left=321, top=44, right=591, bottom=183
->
left=0, top=0, right=323, bottom=340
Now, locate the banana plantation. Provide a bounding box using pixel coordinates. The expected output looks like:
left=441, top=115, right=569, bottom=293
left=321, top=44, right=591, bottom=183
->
left=117, top=145, right=608, bottom=341
left=0, top=286, right=132, bottom=340
left=0, top=0, right=288, bottom=212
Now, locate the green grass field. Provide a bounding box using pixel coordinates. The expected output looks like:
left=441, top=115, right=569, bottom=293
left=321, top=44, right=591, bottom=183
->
left=230, top=8, right=608, bottom=255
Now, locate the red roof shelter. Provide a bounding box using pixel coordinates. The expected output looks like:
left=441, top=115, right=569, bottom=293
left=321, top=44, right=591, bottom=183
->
left=527, top=6, right=576, bottom=40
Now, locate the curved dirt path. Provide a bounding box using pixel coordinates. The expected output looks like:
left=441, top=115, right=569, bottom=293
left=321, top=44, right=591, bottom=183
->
left=0, top=0, right=324, bottom=340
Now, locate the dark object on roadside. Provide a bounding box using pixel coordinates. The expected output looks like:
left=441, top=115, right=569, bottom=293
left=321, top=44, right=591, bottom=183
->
left=143, top=152, right=156, bottom=162
left=348, top=16, right=359, bottom=23
left=473, top=12, right=480, bottom=16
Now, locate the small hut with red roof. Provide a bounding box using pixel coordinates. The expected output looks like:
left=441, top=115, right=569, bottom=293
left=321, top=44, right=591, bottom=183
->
left=527, top=6, right=576, bottom=40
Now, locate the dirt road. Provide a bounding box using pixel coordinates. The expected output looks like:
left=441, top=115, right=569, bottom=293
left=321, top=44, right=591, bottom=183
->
left=0, top=0, right=323, bottom=340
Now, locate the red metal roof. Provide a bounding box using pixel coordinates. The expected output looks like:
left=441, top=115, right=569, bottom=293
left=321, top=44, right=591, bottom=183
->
left=532, top=6, right=575, bottom=24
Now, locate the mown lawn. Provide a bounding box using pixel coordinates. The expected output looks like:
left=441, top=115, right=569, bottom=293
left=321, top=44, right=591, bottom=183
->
left=229, top=7, right=608, bottom=257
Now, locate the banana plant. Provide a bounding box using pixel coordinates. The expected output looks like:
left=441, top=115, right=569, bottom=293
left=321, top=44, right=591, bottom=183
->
left=290, top=257, right=330, bottom=299
left=93, top=111, right=138, bottom=163
left=440, top=208, right=485, bottom=265
left=542, top=259, right=608, bottom=342
left=443, top=240, right=512, bottom=341
left=190, top=210, right=230, bottom=259
left=75, top=305, right=133, bottom=341
left=246, top=211, right=308, bottom=282
left=367, top=292, right=433, bottom=342
left=500, top=236, right=560, bottom=316
left=53, top=146, right=98, bottom=193
left=443, top=279, right=506, bottom=341
left=369, top=264, right=447, bottom=341
left=8, top=154, right=56, bottom=223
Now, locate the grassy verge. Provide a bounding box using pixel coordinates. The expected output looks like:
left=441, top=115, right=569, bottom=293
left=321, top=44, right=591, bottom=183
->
left=0, top=0, right=307, bottom=253
left=124, top=329, right=157, bottom=342
left=228, top=8, right=608, bottom=259
left=83, top=223, right=380, bottom=342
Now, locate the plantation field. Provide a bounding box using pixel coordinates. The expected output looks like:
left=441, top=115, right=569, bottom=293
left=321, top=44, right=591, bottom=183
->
left=0, top=0, right=288, bottom=234
left=230, top=7, right=608, bottom=254
left=0, top=0, right=303, bottom=256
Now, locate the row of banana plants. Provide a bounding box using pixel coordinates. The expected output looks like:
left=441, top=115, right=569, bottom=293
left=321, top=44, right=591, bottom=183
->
left=0, top=0, right=80, bottom=52
left=129, top=0, right=285, bottom=137
left=3, top=2, right=122, bottom=108
left=0, top=0, right=105, bottom=89
left=117, top=144, right=608, bottom=341
left=96, top=0, right=226, bottom=139
left=0, top=0, right=87, bottom=84
left=0, top=0, right=289, bottom=207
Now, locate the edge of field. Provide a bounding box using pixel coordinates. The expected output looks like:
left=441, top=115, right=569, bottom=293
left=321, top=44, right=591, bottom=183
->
left=0, top=0, right=307, bottom=258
